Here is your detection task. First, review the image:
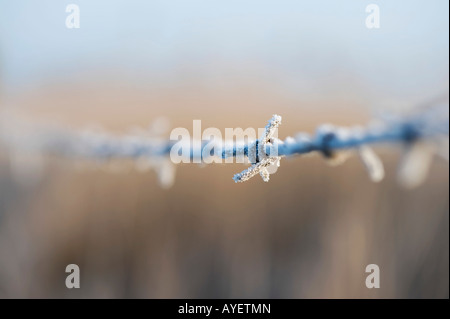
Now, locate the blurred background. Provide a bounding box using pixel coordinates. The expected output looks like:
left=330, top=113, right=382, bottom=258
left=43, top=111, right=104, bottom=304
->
left=0, top=0, right=448, bottom=298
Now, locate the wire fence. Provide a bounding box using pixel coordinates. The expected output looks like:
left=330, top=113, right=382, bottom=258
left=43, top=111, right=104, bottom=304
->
left=0, top=102, right=448, bottom=188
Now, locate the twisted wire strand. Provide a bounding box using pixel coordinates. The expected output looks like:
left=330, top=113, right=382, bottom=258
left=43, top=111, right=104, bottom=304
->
left=0, top=103, right=448, bottom=186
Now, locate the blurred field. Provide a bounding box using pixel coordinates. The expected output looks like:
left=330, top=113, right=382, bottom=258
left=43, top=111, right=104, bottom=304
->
left=0, top=83, right=448, bottom=298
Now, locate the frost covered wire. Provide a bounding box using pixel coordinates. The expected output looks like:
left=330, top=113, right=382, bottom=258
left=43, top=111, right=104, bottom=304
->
left=230, top=115, right=282, bottom=183
left=225, top=103, right=448, bottom=184
left=0, top=103, right=448, bottom=187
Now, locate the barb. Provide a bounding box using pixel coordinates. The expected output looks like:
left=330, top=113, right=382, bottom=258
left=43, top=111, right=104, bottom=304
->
left=0, top=103, right=448, bottom=187
left=232, top=115, right=282, bottom=183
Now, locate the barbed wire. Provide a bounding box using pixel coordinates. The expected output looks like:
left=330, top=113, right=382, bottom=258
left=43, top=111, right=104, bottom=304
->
left=0, top=102, right=448, bottom=188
